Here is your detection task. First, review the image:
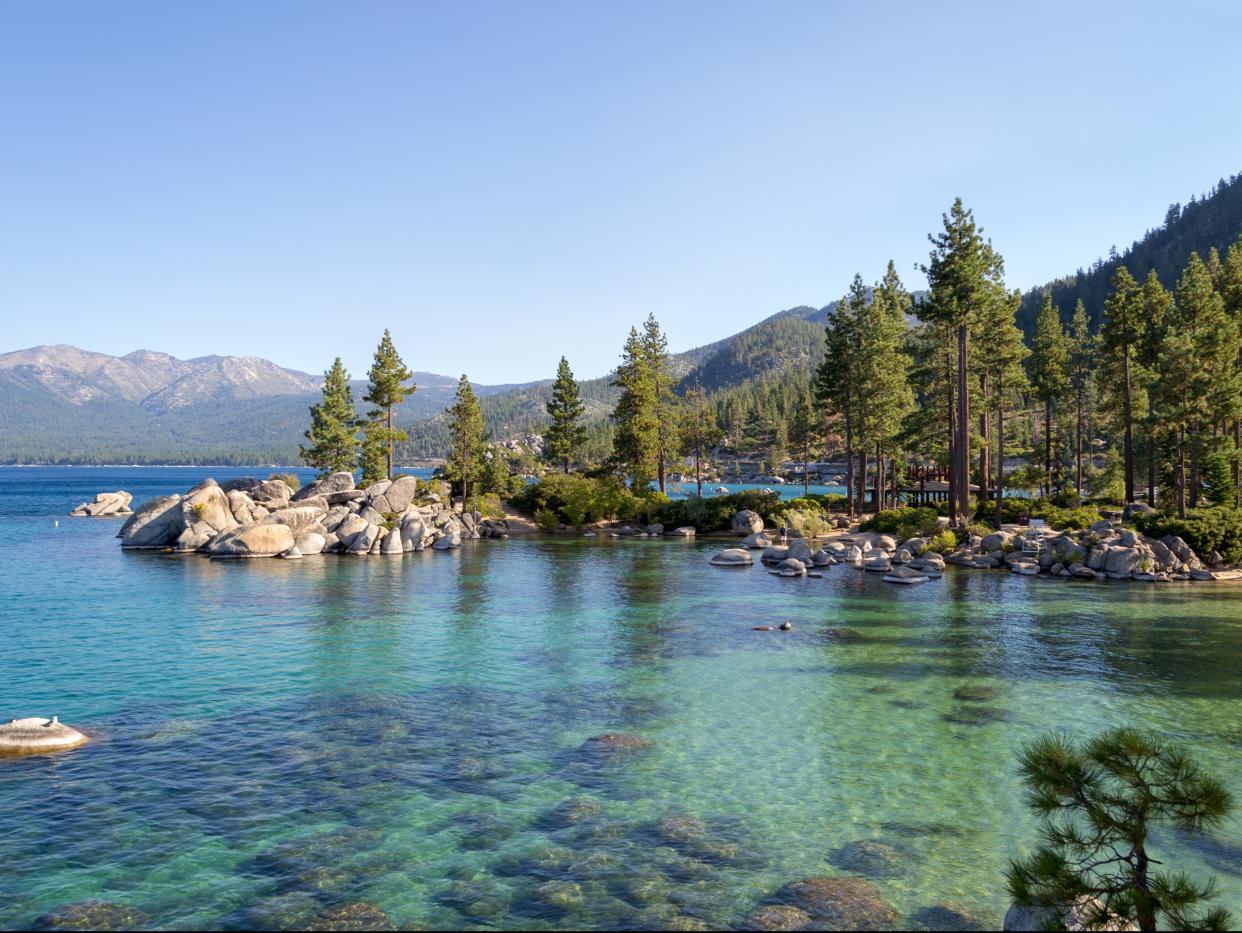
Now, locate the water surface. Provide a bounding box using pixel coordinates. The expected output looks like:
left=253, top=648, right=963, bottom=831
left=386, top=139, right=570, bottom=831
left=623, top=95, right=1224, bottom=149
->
left=2, top=467, right=1241, bottom=930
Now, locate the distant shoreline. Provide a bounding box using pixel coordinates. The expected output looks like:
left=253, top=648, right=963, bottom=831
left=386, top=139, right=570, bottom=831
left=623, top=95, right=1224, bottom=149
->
left=0, top=462, right=444, bottom=469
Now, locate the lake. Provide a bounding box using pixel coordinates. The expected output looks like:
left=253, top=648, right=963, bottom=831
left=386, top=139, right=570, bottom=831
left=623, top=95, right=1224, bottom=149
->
left=2, top=466, right=1241, bottom=930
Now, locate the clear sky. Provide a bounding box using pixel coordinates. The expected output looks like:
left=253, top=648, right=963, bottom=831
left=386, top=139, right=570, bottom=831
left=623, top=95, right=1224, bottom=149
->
left=2, top=1, right=1240, bottom=384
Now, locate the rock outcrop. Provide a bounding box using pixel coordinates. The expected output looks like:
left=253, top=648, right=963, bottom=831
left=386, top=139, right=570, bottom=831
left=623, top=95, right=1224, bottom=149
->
left=0, top=716, right=89, bottom=757
left=69, top=491, right=133, bottom=517
left=115, top=474, right=507, bottom=559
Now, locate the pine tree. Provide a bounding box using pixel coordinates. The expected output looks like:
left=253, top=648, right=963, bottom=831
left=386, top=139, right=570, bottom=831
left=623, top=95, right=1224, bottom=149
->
left=920, top=199, right=1004, bottom=525
left=859, top=261, right=915, bottom=510
left=817, top=280, right=866, bottom=516
left=788, top=389, right=820, bottom=497
left=1099, top=267, right=1142, bottom=503
left=681, top=385, right=722, bottom=497
left=301, top=357, right=359, bottom=476
left=358, top=418, right=388, bottom=486
left=641, top=314, right=679, bottom=494
left=1008, top=728, right=1233, bottom=933
left=1067, top=300, right=1094, bottom=497
left=447, top=375, right=485, bottom=510
left=611, top=326, right=660, bottom=490
left=545, top=356, right=587, bottom=473
left=975, top=284, right=1029, bottom=525
left=362, top=329, right=416, bottom=480
left=1137, top=271, right=1174, bottom=506
left=1030, top=294, right=1070, bottom=496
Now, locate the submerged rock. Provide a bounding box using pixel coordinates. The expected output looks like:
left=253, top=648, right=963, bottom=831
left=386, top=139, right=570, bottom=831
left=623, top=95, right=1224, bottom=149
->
left=303, top=901, right=395, bottom=931
left=31, top=901, right=151, bottom=931
left=0, top=716, right=89, bottom=757
left=953, top=684, right=1001, bottom=702
left=910, top=903, right=991, bottom=931
left=741, top=904, right=813, bottom=930
left=827, top=839, right=910, bottom=878
left=771, top=876, right=900, bottom=930
left=580, top=732, right=653, bottom=754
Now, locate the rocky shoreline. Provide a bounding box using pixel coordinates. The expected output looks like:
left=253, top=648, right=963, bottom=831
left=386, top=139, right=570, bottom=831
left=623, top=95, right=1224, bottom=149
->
left=80, top=472, right=509, bottom=558
left=709, top=509, right=1238, bottom=584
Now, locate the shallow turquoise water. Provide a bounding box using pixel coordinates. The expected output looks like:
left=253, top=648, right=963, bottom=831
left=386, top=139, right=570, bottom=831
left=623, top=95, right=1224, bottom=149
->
left=2, top=467, right=1241, bottom=930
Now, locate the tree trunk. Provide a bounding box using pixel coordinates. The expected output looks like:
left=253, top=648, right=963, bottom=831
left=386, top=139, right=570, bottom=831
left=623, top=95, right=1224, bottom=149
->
left=1044, top=398, right=1052, bottom=498
left=803, top=443, right=810, bottom=497
left=386, top=404, right=394, bottom=480
left=1177, top=425, right=1187, bottom=519
left=947, top=375, right=957, bottom=522
left=695, top=443, right=702, bottom=498
left=995, top=403, right=1005, bottom=528
left=1076, top=389, right=1084, bottom=497
left=1147, top=396, right=1157, bottom=507
left=956, top=323, right=969, bottom=526
left=658, top=452, right=666, bottom=496
left=1122, top=348, right=1134, bottom=503
left=875, top=442, right=884, bottom=512
left=1189, top=428, right=1200, bottom=510
left=1135, top=846, right=1156, bottom=933
left=859, top=449, right=869, bottom=515
left=979, top=374, right=990, bottom=506
left=845, top=418, right=855, bottom=519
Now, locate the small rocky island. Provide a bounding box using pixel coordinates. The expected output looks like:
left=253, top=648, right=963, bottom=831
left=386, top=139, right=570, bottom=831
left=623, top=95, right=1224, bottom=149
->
left=105, top=473, right=508, bottom=559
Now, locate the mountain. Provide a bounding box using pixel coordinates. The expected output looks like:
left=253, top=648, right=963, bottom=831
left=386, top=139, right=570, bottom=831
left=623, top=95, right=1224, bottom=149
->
left=1017, top=171, right=1242, bottom=332
left=0, top=346, right=539, bottom=464
left=396, top=304, right=836, bottom=458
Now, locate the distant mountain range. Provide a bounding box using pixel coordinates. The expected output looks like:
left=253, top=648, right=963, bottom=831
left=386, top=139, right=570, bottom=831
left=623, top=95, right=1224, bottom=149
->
left=6, top=169, right=1239, bottom=464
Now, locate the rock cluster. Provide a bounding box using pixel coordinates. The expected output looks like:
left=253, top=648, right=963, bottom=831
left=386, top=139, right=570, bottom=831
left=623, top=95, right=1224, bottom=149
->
left=69, top=491, right=133, bottom=517
left=117, top=472, right=509, bottom=559
left=941, top=522, right=1219, bottom=582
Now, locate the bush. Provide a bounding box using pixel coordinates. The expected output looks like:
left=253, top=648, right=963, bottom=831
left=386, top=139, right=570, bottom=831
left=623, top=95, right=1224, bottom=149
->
left=269, top=471, right=301, bottom=492
left=924, top=530, right=957, bottom=553
left=1133, top=507, right=1242, bottom=564
left=653, top=490, right=782, bottom=533
left=535, top=507, right=559, bottom=531
left=514, top=474, right=666, bottom=526
left=975, top=497, right=1102, bottom=531
left=863, top=507, right=940, bottom=536
left=467, top=493, right=505, bottom=519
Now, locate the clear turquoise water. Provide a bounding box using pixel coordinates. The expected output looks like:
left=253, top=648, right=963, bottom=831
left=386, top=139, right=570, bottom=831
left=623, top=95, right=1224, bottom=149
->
left=2, top=467, right=1241, bottom=930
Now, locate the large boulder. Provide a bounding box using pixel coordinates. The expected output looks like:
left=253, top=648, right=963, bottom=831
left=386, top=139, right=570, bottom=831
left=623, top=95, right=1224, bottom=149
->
left=261, top=505, right=328, bottom=535
left=777, top=558, right=807, bottom=577
left=433, top=532, right=462, bottom=550
left=980, top=531, right=1012, bottom=552
left=69, top=491, right=133, bottom=517
left=760, top=546, right=790, bottom=564
left=1161, top=534, right=1201, bottom=569
left=1103, top=546, right=1145, bottom=577
left=381, top=528, right=405, bottom=555
left=226, top=490, right=258, bottom=525
left=208, top=523, right=295, bottom=558
left=741, top=532, right=772, bottom=549
left=119, top=495, right=185, bottom=548
left=371, top=475, right=420, bottom=513
left=292, top=471, right=355, bottom=502
left=1003, top=898, right=1136, bottom=931
left=333, top=513, right=371, bottom=548
left=347, top=523, right=383, bottom=554
left=296, top=532, right=327, bottom=555
left=787, top=539, right=815, bottom=564
left=732, top=510, right=765, bottom=535
left=249, top=479, right=292, bottom=508
left=219, top=476, right=261, bottom=493
left=709, top=549, right=753, bottom=566
left=180, top=480, right=238, bottom=535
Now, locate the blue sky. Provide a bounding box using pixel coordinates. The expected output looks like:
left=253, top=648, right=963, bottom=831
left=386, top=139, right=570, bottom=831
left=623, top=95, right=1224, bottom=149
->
left=2, top=1, right=1240, bottom=384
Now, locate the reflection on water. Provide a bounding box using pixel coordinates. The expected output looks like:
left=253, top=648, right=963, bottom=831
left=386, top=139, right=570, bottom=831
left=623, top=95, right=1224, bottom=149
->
left=2, top=468, right=1242, bottom=929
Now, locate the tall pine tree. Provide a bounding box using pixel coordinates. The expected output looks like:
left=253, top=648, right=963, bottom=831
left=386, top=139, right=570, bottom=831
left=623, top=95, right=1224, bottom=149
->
left=1030, top=294, right=1069, bottom=496
left=544, top=356, right=587, bottom=473
left=301, top=357, right=359, bottom=476
left=447, top=375, right=485, bottom=510
left=363, top=329, right=415, bottom=481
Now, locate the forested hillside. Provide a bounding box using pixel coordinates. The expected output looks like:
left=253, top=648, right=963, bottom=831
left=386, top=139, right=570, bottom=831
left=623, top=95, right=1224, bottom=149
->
left=1018, top=172, right=1242, bottom=331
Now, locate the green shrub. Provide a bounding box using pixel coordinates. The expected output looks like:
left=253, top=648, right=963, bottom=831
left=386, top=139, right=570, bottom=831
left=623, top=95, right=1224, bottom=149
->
left=535, top=507, right=559, bottom=531
left=269, top=471, right=301, bottom=492
left=863, top=507, right=940, bottom=536
left=653, top=490, right=782, bottom=533
left=380, top=510, right=401, bottom=531
left=1133, top=507, right=1242, bottom=564
left=468, top=493, right=505, bottom=519
left=924, top=530, right=957, bottom=553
